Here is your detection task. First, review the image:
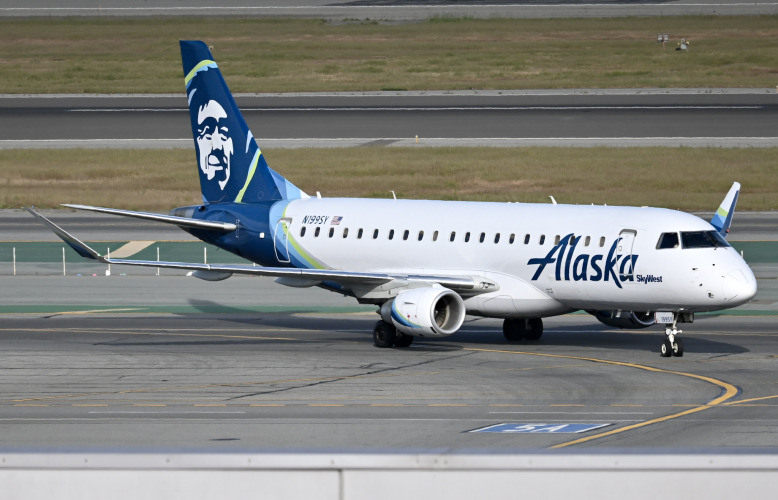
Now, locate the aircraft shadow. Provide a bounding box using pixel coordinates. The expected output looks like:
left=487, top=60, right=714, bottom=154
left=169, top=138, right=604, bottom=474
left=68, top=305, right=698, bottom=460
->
left=144, top=299, right=750, bottom=356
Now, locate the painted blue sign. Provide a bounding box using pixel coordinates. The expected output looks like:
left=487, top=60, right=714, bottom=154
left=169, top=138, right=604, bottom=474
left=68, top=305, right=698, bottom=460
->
left=470, top=423, right=610, bottom=434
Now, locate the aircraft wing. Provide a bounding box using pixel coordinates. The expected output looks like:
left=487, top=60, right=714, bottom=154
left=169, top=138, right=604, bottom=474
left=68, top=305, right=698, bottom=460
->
left=26, top=208, right=496, bottom=294
left=710, top=182, right=740, bottom=237
left=61, top=204, right=237, bottom=232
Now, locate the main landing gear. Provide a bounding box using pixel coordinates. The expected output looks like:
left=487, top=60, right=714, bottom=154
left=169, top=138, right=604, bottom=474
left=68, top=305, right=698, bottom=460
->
left=660, top=315, right=684, bottom=358
left=373, top=320, right=414, bottom=348
left=503, top=318, right=543, bottom=342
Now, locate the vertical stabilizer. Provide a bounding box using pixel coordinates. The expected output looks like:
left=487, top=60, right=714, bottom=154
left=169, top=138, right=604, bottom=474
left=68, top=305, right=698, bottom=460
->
left=180, top=40, right=307, bottom=204
left=710, top=182, right=740, bottom=237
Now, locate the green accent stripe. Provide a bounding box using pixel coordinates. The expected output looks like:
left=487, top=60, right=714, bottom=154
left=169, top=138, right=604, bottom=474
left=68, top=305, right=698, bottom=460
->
left=287, top=233, right=327, bottom=270
left=184, top=59, right=216, bottom=86
left=234, top=150, right=261, bottom=203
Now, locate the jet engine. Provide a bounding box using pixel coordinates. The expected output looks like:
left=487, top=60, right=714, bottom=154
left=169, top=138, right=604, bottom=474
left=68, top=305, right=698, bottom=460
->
left=380, top=287, right=466, bottom=337
left=590, top=310, right=656, bottom=329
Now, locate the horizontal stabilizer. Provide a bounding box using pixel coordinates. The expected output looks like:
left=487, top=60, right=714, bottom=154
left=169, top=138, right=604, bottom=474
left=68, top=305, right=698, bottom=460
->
left=28, top=209, right=500, bottom=295
left=25, top=207, right=106, bottom=262
left=62, top=204, right=237, bottom=232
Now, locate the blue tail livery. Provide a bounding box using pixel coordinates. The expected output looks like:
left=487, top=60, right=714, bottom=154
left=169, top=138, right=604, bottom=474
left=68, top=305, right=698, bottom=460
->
left=27, top=40, right=756, bottom=357
left=181, top=40, right=307, bottom=204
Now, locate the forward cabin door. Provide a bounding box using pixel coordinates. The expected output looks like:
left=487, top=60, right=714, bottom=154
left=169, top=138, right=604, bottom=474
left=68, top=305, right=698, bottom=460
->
left=618, top=229, right=637, bottom=284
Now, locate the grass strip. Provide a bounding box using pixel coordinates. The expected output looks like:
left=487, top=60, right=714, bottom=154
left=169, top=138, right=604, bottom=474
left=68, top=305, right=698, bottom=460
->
left=1, top=147, right=776, bottom=211
left=1, top=16, right=777, bottom=93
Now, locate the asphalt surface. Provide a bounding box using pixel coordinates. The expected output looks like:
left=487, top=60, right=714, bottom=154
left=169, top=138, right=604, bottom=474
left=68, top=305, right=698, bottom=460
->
left=2, top=0, right=777, bottom=18
left=0, top=277, right=777, bottom=451
left=3, top=91, right=777, bottom=149
left=0, top=210, right=777, bottom=451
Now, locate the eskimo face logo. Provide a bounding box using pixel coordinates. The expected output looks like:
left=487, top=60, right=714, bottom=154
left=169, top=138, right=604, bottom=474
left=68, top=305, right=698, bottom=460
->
left=196, top=100, right=233, bottom=190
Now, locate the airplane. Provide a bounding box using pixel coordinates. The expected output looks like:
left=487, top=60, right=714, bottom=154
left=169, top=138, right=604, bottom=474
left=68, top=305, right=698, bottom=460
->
left=27, top=40, right=757, bottom=357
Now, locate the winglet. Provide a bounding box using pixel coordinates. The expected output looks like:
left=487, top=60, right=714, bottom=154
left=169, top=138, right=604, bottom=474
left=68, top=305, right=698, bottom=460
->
left=710, top=182, right=740, bottom=237
left=25, top=208, right=106, bottom=262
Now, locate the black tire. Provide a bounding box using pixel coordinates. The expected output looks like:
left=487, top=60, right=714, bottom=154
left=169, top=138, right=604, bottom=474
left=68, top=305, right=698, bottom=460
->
left=394, top=333, right=414, bottom=348
left=660, top=339, right=672, bottom=357
left=525, top=318, right=544, bottom=341
left=503, top=318, right=526, bottom=341
left=672, top=338, right=684, bottom=357
left=373, top=320, right=397, bottom=348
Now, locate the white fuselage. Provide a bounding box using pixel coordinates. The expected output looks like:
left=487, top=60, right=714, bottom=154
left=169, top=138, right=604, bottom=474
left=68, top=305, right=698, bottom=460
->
left=271, top=198, right=757, bottom=318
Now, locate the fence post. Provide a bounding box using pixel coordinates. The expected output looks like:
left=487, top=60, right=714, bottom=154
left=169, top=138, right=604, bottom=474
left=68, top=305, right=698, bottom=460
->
left=13, top=247, right=16, bottom=276
left=62, top=247, right=66, bottom=276
left=157, top=246, right=160, bottom=276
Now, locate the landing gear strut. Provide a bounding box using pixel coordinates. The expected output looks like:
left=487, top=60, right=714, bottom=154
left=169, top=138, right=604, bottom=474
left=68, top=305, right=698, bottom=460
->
left=660, top=314, right=684, bottom=357
left=373, top=320, right=414, bottom=348
left=503, top=318, right=543, bottom=342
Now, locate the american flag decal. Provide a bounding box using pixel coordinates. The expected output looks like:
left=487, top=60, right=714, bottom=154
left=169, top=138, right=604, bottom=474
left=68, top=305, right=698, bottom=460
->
left=331, top=216, right=343, bottom=225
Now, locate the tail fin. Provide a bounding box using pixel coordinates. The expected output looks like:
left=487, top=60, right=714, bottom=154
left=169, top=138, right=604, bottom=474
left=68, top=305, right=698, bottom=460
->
left=180, top=40, right=307, bottom=204
left=710, top=181, right=740, bottom=237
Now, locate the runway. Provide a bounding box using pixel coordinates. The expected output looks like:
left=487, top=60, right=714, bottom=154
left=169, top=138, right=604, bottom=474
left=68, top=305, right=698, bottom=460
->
left=2, top=90, right=777, bottom=149
left=2, top=0, right=777, bottom=19
left=2, top=302, right=778, bottom=451
left=1, top=272, right=777, bottom=451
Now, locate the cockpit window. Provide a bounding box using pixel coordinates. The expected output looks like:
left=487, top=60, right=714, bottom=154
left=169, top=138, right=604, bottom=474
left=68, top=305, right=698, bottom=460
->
left=656, top=232, right=679, bottom=249
left=681, top=230, right=731, bottom=249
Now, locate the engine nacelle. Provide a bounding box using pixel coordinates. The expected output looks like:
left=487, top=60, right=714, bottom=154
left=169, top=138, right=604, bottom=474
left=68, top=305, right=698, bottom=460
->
left=380, top=287, right=466, bottom=337
left=590, top=310, right=656, bottom=329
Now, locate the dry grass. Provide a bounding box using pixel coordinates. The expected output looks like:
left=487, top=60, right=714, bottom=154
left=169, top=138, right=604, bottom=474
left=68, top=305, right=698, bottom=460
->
left=1, top=147, right=776, bottom=211
left=0, top=16, right=777, bottom=93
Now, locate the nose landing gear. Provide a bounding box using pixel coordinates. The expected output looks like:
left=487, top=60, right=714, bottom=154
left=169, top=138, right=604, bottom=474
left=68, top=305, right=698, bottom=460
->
left=660, top=314, right=685, bottom=357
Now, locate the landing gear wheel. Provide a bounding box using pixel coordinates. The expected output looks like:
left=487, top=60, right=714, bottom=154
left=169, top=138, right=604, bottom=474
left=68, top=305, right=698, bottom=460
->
left=373, top=320, right=397, bottom=348
left=672, top=338, right=684, bottom=357
left=660, top=313, right=687, bottom=357
left=525, top=318, right=544, bottom=341
left=503, top=318, right=526, bottom=341
left=394, top=333, right=414, bottom=348
left=660, top=339, right=672, bottom=357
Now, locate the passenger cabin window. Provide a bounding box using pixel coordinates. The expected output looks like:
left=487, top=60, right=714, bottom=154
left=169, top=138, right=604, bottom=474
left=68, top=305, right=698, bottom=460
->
left=314, top=227, right=321, bottom=237
left=509, top=233, right=515, bottom=244
left=450, top=231, right=456, bottom=242
left=599, top=237, right=606, bottom=247
left=328, top=227, right=334, bottom=238
left=539, top=235, right=546, bottom=245
left=418, top=231, right=424, bottom=241
left=584, top=236, right=591, bottom=247
left=524, top=234, right=530, bottom=245
left=357, top=228, right=363, bottom=239
left=479, top=232, right=486, bottom=243
left=433, top=231, right=438, bottom=242
left=494, top=233, right=500, bottom=244
left=388, top=229, right=395, bottom=240
left=465, top=232, right=471, bottom=243
left=554, top=235, right=560, bottom=245
left=403, top=230, right=409, bottom=241
left=656, top=232, right=679, bottom=249
left=300, top=227, right=306, bottom=237
left=681, top=230, right=730, bottom=249
left=342, top=228, right=349, bottom=238
left=373, top=229, right=379, bottom=239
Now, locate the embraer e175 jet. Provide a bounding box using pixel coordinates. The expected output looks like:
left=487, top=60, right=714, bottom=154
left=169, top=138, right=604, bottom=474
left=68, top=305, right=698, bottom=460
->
left=28, top=41, right=757, bottom=357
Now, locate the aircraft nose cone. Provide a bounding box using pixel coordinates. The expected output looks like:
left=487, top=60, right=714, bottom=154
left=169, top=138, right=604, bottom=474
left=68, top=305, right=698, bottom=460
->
left=726, top=266, right=758, bottom=305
